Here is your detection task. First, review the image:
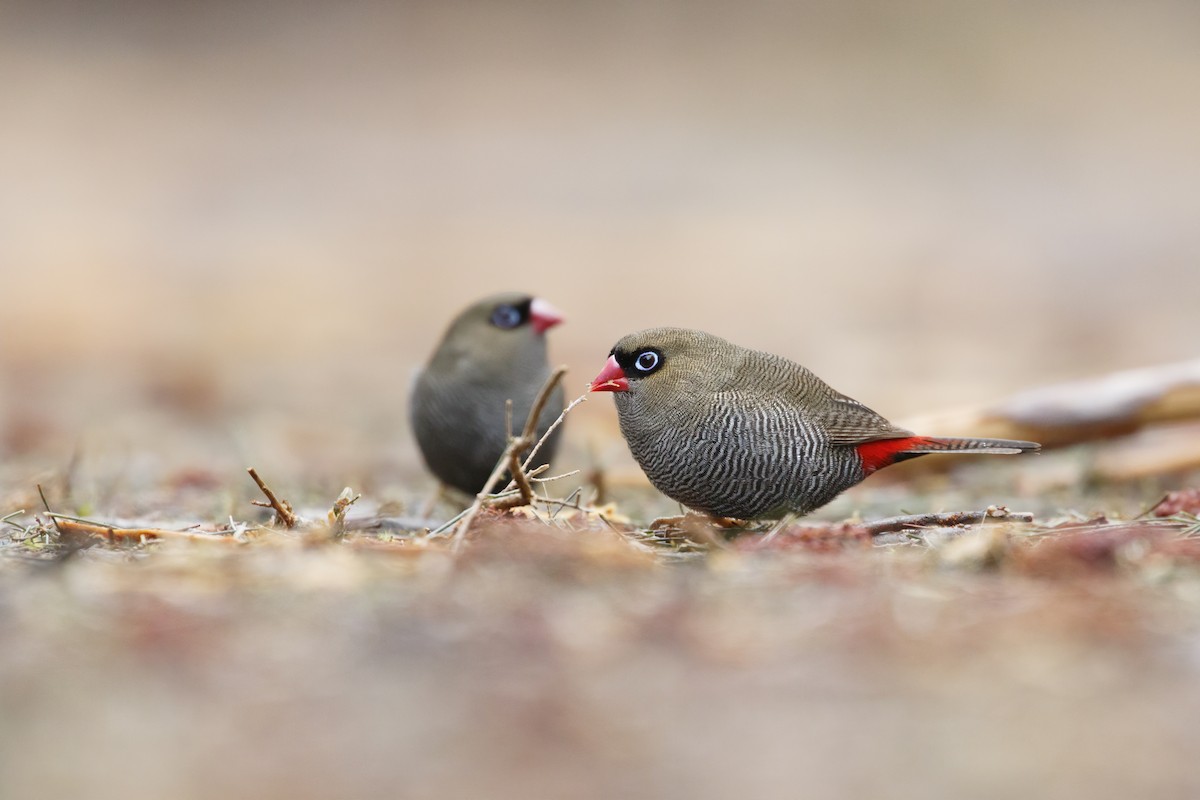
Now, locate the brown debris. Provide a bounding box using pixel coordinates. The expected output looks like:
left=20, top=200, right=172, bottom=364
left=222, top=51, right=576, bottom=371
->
left=37, top=483, right=63, bottom=536
left=1148, top=488, right=1200, bottom=518
left=1009, top=518, right=1200, bottom=577
left=735, top=521, right=871, bottom=553
left=1012, top=523, right=1163, bottom=577
left=247, top=466, right=299, bottom=528
left=326, top=487, right=361, bottom=536
left=862, top=507, right=1034, bottom=535
left=450, top=367, right=576, bottom=546
left=454, top=512, right=656, bottom=573
left=656, top=508, right=1034, bottom=554
left=50, top=516, right=244, bottom=547
left=935, top=526, right=1012, bottom=570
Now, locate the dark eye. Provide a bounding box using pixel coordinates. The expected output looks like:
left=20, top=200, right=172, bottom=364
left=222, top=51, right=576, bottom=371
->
left=490, top=304, right=523, bottom=329
left=634, top=350, right=661, bottom=373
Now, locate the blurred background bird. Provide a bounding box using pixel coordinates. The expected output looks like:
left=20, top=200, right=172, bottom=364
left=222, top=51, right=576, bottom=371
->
left=591, top=327, right=1039, bottom=520
left=411, top=292, right=566, bottom=496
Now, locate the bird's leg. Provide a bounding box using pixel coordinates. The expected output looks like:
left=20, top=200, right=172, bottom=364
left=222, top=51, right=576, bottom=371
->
left=419, top=484, right=447, bottom=520
left=759, top=513, right=799, bottom=544
left=648, top=514, right=687, bottom=530
left=679, top=514, right=736, bottom=550
left=649, top=512, right=747, bottom=529
left=647, top=512, right=746, bottom=550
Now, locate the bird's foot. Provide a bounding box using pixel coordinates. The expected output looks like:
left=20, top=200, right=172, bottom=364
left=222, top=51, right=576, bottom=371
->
left=648, top=514, right=687, bottom=530
left=647, top=512, right=749, bottom=550
left=418, top=485, right=447, bottom=520
left=649, top=513, right=746, bottom=530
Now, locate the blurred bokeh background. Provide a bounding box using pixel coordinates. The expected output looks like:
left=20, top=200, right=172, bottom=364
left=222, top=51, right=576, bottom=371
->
left=3, top=0, right=1198, bottom=498
left=4, top=4, right=1200, bottom=800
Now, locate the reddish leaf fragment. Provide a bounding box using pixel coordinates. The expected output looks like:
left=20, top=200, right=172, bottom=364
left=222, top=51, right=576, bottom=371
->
left=1149, top=488, right=1200, bottom=518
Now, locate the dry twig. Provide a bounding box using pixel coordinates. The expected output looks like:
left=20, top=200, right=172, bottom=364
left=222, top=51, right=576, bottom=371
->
left=247, top=467, right=299, bottom=528
left=326, top=487, right=362, bottom=537
left=506, top=448, right=536, bottom=507
left=520, top=392, right=587, bottom=473
left=449, top=367, right=570, bottom=548
left=48, top=515, right=243, bottom=546
left=37, top=484, right=63, bottom=535
left=862, top=507, right=1033, bottom=536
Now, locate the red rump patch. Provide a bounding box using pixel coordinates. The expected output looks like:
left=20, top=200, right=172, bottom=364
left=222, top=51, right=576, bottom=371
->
left=855, top=437, right=929, bottom=475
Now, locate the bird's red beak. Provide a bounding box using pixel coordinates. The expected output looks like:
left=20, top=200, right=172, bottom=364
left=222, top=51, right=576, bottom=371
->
left=529, top=298, right=564, bottom=335
left=589, top=355, right=629, bottom=392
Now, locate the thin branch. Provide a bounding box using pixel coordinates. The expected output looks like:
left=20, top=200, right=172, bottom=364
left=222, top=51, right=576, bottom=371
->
left=520, top=366, right=568, bottom=444
left=48, top=515, right=243, bottom=546
left=530, top=469, right=581, bottom=484
left=246, top=467, right=298, bottom=528
left=530, top=492, right=618, bottom=531
left=863, top=508, right=1033, bottom=536
left=429, top=506, right=471, bottom=537
left=450, top=368, right=568, bottom=549
left=521, top=464, right=550, bottom=482
left=549, top=487, right=581, bottom=522
left=507, top=449, right=535, bottom=507
left=37, top=484, right=63, bottom=535
left=499, top=388, right=582, bottom=494
left=521, top=392, right=586, bottom=472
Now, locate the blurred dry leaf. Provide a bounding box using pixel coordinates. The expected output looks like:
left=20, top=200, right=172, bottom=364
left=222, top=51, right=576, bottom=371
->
left=901, top=358, right=1200, bottom=450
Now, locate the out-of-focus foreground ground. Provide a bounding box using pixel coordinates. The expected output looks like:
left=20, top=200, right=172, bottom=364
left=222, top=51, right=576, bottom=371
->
left=2, top=1, right=1200, bottom=798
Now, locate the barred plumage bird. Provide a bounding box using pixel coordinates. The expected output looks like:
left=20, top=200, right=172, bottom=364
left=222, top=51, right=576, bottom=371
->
left=411, top=293, right=565, bottom=495
left=590, top=328, right=1039, bottom=519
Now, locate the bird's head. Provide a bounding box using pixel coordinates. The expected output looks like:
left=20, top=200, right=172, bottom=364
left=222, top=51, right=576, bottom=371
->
left=590, top=328, right=737, bottom=403
left=472, top=293, right=563, bottom=336
left=429, top=292, right=563, bottom=373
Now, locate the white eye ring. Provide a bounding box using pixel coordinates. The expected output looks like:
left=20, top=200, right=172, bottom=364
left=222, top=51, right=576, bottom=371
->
left=635, top=351, right=659, bottom=372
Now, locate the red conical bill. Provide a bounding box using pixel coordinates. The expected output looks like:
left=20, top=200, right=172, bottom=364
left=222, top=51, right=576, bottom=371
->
left=529, top=298, right=564, bottom=334
left=589, top=355, right=629, bottom=392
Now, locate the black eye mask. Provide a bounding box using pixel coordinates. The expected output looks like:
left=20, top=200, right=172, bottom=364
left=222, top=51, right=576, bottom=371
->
left=615, top=347, right=665, bottom=378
